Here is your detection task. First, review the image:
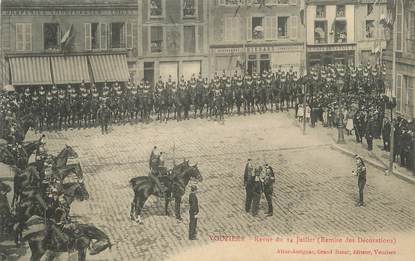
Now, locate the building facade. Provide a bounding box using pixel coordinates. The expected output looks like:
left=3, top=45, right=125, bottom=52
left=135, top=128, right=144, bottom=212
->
left=355, top=0, right=387, bottom=66
left=137, top=0, right=208, bottom=83
left=306, top=0, right=357, bottom=67
left=0, top=0, right=138, bottom=89
left=385, top=0, right=415, bottom=119
left=305, top=0, right=387, bottom=67
left=209, top=0, right=305, bottom=76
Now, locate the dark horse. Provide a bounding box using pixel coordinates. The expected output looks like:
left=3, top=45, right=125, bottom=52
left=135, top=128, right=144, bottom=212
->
left=1, top=113, right=37, bottom=143
left=0, top=135, right=45, bottom=170
left=26, top=220, right=111, bottom=261
left=129, top=160, right=203, bottom=223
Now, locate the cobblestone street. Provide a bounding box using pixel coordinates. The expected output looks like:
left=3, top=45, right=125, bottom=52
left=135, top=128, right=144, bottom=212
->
left=21, top=112, right=415, bottom=261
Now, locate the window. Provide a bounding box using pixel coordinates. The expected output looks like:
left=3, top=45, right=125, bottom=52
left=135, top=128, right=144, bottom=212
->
left=409, top=11, right=415, bottom=52
left=44, top=23, right=60, bottom=50
left=276, top=0, right=289, bottom=4
left=183, top=25, right=196, bottom=53
left=367, top=3, right=374, bottom=16
left=85, top=23, right=100, bottom=50
left=218, top=0, right=244, bottom=6
left=110, top=23, right=125, bottom=49
left=314, top=21, right=327, bottom=44
left=336, top=5, right=345, bottom=17
left=396, top=74, right=402, bottom=112
left=403, top=76, right=414, bottom=117
left=224, top=17, right=241, bottom=41
left=252, top=17, right=264, bottom=40
left=334, top=21, right=347, bottom=43
left=365, top=20, right=375, bottom=39
left=150, top=0, right=163, bottom=17
left=396, top=0, right=403, bottom=51
left=16, top=23, right=32, bottom=51
left=183, top=0, right=197, bottom=17
left=151, top=26, right=163, bottom=53
left=144, top=62, right=155, bottom=83
left=278, top=17, right=288, bottom=38
left=100, top=24, right=108, bottom=50
left=316, top=6, right=325, bottom=18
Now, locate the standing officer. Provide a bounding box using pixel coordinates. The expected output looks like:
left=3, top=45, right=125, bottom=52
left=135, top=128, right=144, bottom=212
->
left=188, top=184, right=199, bottom=240
left=262, top=164, right=275, bottom=217
left=251, top=166, right=263, bottom=216
left=243, top=159, right=254, bottom=213
left=382, top=117, right=391, bottom=151
left=353, top=155, right=366, bottom=207
left=97, top=103, right=112, bottom=135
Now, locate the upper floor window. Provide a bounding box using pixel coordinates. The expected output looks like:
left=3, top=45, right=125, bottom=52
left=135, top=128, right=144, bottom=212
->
left=334, top=21, right=347, bottom=43
left=409, top=11, right=415, bottom=52
left=183, top=25, right=196, bottom=53
left=314, top=21, right=327, bottom=44
left=218, top=0, right=244, bottom=6
left=16, top=23, right=32, bottom=51
left=367, top=3, right=374, bottom=16
left=365, top=20, right=375, bottom=39
left=183, top=0, right=197, bottom=17
left=336, top=5, right=346, bottom=17
left=85, top=23, right=100, bottom=50
left=252, top=17, right=264, bottom=40
left=151, top=26, right=163, bottom=53
left=150, top=0, right=163, bottom=17
left=278, top=17, right=288, bottom=38
left=110, top=23, right=125, bottom=49
left=316, top=6, right=325, bottom=18
left=44, top=23, right=60, bottom=50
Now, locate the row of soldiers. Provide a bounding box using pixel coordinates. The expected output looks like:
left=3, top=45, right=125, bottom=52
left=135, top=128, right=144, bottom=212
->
left=4, top=68, right=303, bottom=131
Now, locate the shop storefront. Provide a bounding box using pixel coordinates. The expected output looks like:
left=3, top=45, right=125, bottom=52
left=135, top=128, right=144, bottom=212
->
left=307, top=44, right=356, bottom=67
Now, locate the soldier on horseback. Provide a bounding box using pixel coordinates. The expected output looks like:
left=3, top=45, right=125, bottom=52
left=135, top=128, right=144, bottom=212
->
left=35, top=137, right=48, bottom=177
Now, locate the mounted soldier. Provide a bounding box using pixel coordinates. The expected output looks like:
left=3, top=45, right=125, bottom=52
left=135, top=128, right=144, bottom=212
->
left=90, top=84, right=100, bottom=127
left=35, top=136, right=48, bottom=179
left=45, top=90, right=56, bottom=131
left=224, top=76, right=234, bottom=116
left=57, top=89, right=69, bottom=130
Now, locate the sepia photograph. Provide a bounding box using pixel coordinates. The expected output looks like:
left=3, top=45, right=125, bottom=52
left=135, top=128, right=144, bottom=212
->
left=0, top=0, right=414, bottom=260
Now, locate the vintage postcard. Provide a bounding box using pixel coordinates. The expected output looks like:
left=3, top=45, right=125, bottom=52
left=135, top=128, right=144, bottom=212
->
left=0, top=0, right=414, bottom=260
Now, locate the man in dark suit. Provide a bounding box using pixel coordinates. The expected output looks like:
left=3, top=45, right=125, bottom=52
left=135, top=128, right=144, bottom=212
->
left=353, top=155, right=367, bottom=207
left=243, top=159, right=254, bottom=212
left=188, top=185, right=199, bottom=240
left=262, top=164, right=275, bottom=217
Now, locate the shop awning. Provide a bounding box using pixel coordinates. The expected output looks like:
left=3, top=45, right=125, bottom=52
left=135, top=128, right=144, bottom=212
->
left=51, top=56, right=90, bottom=84
left=89, top=54, right=129, bottom=83
left=9, top=57, right=53, bottom=86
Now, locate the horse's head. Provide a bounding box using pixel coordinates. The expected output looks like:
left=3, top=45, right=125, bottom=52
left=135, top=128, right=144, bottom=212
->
left=64, top=145, right=78, bottom=159
left=72, top=179, right=89, bottom=201
left=189, top=163, right=203, bottom=182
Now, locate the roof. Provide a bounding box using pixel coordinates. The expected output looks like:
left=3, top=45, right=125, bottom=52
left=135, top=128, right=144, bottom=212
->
left=1, top=0, right=137, bottom=8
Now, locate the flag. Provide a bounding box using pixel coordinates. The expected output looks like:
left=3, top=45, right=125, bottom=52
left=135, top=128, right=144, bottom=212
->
left=60, top=24, right=73, bottom=47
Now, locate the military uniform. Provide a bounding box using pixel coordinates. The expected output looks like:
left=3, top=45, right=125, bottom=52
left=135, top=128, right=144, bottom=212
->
left=243, top=159, right=254, bottom=212
left=97, top=104, right=112, bottom=134
left=262, top=165, right=275, bottom=216
left=354, top=157, right=366, bottom=206
left=188, top=185, right=199, bottom=240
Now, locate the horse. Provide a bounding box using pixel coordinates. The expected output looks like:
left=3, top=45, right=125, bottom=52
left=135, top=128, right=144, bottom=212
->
left=61, top=180, right=89, bottom=206
left=0, top=136, right=43, bottom=170
left=52, top=144, right=79, bottom=169
left=26, top=221, right=111, bottom=261
left=129, top=160, right=203, bottom=223
left=194, top=84, right=205, bottom=118
left=224, top=86, right=234, bottom=116
left=2, top=113, right=37, bottom=143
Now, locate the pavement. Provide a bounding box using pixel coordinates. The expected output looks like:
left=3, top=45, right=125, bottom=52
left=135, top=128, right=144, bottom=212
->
left=1, top=112, right=415, bottom=261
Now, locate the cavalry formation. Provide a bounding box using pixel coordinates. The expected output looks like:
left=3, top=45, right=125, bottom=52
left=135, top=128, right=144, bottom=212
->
left=0, top=108, right=111, bottom=260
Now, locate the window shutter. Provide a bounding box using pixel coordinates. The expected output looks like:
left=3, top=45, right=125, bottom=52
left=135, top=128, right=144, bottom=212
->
left=219, top=0, right=225, bottom=5
left=25, top=24, right=32, bottom=51
left=235, top=17, right=241, bottom=41
left=265, top=16, right=272, bottom=40
left=127, top=22, right=133, bottom=49
left=16, top=24, right=23, bottom=51
left=289, top=16, right=298, bottom=39
left=397, top=74, right=403, bottom=112
left=85, top=23, right=91, bottom=50
left=109, top=23, right=113, bottom=49
left=100, top=23, right=108, bottom=50
left=225, top=17, right=231, bottom=41
left=271, top=16, right=277, bottom=40
left=120, top=23, right=126, bottom=48
left=247, top=16, right=252, bottom=41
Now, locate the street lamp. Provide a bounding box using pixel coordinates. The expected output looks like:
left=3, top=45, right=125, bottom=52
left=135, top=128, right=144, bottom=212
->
left=336, top=66, right=346, bottom=144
